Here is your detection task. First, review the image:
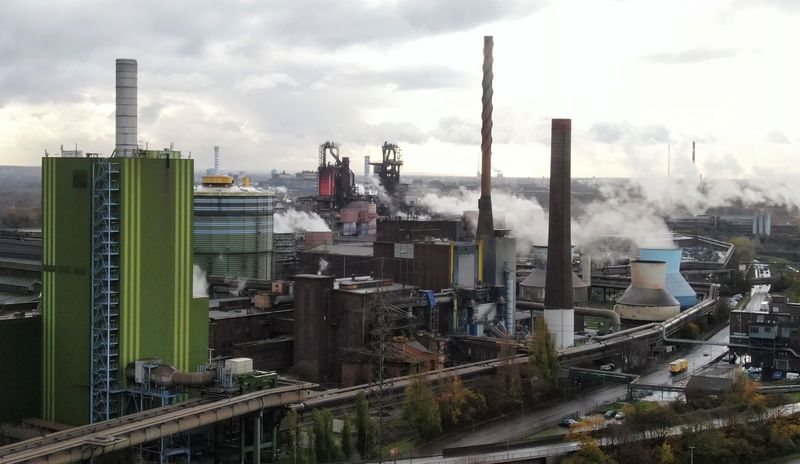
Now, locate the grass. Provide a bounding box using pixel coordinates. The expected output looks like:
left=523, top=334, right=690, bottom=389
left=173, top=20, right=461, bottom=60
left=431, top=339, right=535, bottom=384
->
left=527, top=426, right=569, bottom=440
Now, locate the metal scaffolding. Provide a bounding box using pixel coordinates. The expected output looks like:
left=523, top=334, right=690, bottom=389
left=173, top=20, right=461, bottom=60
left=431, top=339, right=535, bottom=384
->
left=90, top=160, right=121, bottom=422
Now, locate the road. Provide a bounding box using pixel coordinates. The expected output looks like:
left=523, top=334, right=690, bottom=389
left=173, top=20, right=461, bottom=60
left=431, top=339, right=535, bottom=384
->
left=418, top=324, right=731, bottom=454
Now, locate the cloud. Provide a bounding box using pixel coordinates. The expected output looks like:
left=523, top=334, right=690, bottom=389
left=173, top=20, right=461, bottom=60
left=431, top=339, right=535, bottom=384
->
left=643, top=47, right=740, bottom=64
left=589, top=122, right=627, bottom=144
left=765, top=130, right=791, bottom=144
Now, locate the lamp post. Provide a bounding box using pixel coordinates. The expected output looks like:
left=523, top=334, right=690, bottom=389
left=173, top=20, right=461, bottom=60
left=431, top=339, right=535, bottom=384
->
left=689, top=445, right=695, bottom=464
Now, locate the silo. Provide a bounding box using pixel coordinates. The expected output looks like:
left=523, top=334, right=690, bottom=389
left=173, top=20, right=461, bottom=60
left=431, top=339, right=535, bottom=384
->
left=194, top=176, right=274, bottom=281
left=638, top=248, right=697, bottom=309
left=614, top=260, right=680, bottom=322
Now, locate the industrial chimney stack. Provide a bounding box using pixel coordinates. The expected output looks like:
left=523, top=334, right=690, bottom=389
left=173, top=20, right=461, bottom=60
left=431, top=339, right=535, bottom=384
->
left=214, top=146, right=220, bottom=173
left=544, top=118, right=575, bottom=349
left=115, top=59, right=138, bottom=157
left=476, top=36, right=494, bottom=243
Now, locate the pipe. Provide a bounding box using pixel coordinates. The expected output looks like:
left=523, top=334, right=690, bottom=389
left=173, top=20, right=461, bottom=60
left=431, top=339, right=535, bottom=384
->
left=517, top=301, right=620, bottom=333
left=115, top=59, right=138, bottom=157
left=476, top=35, right=494, bottom=243
left=505, top=263, right=515, bottom=336
left=15, top=386, right=310, bottom=464
left=126, top=363, right=216, bottom=388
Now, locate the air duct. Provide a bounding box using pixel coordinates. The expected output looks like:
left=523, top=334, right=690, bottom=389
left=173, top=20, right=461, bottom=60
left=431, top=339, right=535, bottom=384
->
left=115, top=59, right=138, bottom=157
left=126, top=363, right=216, bottom=388
left=544, top=118, right=574, bottom=349
left=614, top=259, right=680, bottom=322
left=638, top=248, right=697, bottom=308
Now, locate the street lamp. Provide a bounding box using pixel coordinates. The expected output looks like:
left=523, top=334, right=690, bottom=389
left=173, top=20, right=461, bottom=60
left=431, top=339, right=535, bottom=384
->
left=689, top=445, right=695, bottom=464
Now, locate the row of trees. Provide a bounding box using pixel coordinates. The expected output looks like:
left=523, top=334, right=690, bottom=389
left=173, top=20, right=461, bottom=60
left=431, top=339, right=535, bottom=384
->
left=284, top=391, right=377, bottom=463
left=562, top=377, right=800, bottom=463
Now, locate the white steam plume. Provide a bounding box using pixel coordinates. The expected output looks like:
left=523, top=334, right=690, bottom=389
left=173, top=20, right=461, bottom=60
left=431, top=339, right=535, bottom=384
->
left=192, top=265, right=209, bottom=298
left=318, top=258, right=329, bottom=275
left=274, top=209, right=331, bottom=233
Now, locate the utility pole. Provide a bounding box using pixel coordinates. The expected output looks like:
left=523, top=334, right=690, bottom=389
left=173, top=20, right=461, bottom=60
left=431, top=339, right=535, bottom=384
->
left=690, top=445, right=695, bottom=464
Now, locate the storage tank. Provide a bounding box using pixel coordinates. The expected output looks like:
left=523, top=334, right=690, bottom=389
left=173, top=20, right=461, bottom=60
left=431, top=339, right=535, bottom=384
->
left=614, top=259, right=680, bottom=322
left=639, top=248, right=698, bottom=309
left=194, top=177, right=274, bottom=280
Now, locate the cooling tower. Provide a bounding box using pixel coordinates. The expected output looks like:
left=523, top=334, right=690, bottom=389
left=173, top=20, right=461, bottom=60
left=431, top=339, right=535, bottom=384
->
left=614, top=259, right=680, bottom=322
left=638, top=248, right=698, bottom=309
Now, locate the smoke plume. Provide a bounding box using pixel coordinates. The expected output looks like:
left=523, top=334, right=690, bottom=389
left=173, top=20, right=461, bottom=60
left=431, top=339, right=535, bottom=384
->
left=192, top=265, right=209, bottom=298
left=274, top=209, right=331, bottom=233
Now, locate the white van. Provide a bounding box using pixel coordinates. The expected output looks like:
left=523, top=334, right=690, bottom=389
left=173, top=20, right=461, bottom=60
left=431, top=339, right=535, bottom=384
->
left=786, top=372, right=800, bottom=380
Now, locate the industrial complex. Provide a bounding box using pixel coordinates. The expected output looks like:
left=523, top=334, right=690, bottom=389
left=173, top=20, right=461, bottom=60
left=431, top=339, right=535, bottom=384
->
left=1, top=36, right=800, bottom=464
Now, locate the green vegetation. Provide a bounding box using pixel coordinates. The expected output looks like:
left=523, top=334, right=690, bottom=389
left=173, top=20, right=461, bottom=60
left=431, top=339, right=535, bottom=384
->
left=340, top=415, right=353, bottom=460
left=355, top=391, right=377, bottom=459
left=402, top=371, right=442, bottom=438
left=729, top=236, right=756, bottom=265
left=311, top=408, right=340, bottom=462
left=494, top=338, right=523, bottom=406
left=529, top=317, right=560, bottom=393
left=561, top=376, right=800, bottom=463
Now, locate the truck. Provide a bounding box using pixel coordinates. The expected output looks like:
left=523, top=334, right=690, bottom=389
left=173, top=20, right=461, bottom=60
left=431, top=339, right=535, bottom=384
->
left=668, top=358, right=689, bottom=375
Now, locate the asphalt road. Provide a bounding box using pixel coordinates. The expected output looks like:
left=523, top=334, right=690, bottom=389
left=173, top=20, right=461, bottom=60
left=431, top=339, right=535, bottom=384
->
left=419, top=324, right=731, bottom=454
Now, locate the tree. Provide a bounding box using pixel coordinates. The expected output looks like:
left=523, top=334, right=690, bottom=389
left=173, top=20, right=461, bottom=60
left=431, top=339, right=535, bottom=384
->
left=355, top=391, right=377, bottom=458
left=529, top=317, right=560, bottom=393
left=403, top=371, right=442, bottom=438
left=312, top=408, right=339, bottom=462
left=341, top=415, right=353, bottom=460
left=729, top=236, right=756, bottom=266
left=438, top=374, right=487, bottom=428
left=656, top=442, right=676, bottom=464
left=285, top=409, right=311, bottom=464
left=563, top=418, right=617, bottom=464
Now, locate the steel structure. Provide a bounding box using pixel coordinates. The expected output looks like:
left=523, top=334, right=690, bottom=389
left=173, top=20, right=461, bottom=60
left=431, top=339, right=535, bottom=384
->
left=90, top=160, right=121, bottom=423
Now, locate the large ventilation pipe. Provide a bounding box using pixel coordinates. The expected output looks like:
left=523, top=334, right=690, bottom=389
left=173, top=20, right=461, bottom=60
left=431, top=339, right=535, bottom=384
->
left=115, top=59, right=138, bottom=157
left=126, top=363, right=216, bottom=388
left=517, top=301, right=621, bottom=333
left=477, top=36, right=495, bottom=284
left=544, top=119, right=574, bottom=349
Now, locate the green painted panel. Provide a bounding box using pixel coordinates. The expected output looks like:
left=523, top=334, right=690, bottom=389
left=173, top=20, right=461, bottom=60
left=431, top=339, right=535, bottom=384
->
left=42, top=157, right=93, bottom=426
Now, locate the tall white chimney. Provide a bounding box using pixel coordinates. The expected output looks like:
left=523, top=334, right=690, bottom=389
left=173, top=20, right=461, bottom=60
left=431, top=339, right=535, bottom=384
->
left=115, top=59, right=138, bottom=157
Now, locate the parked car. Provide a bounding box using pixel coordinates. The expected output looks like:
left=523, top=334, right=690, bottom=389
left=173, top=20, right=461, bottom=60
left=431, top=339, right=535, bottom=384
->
left=600, top=363, right=616, bottom=371
left=639, top=390, right=654, bottom=397
left=559, top=418, right=578, bottom=427
left=614, top=412, right=625, bottom=420
left=604, top=410, right=617, bottom=419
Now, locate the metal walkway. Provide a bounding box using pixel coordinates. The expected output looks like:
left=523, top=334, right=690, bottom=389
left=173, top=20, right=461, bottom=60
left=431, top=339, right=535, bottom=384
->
left=0, top=384, right=311, bottom=464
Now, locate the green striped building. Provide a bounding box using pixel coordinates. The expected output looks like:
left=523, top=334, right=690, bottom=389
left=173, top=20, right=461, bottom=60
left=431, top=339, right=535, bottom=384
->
left=42, top=153, right=208, bottom=426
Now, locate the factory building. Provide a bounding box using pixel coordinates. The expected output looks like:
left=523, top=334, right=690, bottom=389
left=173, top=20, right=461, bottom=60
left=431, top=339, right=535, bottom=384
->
left=40, top=59, right=208, bottom=426
left=730, top=293, right=800, bottom=375
left=293, top=274, right=438, bottom=385
left=194, top=175, right=275, bottom=281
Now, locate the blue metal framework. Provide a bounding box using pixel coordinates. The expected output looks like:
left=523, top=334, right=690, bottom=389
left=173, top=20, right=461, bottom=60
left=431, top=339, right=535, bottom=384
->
left=90, top=160, right=121, bottom=423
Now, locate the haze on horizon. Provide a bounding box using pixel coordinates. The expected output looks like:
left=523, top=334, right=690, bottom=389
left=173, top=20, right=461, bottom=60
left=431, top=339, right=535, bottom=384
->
left=0, top=0, right=798, bottom=180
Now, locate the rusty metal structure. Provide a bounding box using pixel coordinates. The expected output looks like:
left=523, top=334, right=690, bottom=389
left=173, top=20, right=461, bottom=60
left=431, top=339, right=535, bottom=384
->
left=544, top=119, right=575, bottom=349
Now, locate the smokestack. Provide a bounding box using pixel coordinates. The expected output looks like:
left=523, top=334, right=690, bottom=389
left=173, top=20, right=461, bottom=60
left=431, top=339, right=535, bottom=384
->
left=364, top=156, right=370, bottom=177
left=214, top=146, right=220, bottom=173
left=692, top=141, right=695, bottom=165
left=476, top=35, right=494, bottom=243
left=544, top=118, right=574, bottom=349
left=115, top=59, right=138, bottom=157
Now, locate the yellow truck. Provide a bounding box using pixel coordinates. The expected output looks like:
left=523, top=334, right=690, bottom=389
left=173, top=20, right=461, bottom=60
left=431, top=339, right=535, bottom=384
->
left=668, top=358, right=689, bottom=375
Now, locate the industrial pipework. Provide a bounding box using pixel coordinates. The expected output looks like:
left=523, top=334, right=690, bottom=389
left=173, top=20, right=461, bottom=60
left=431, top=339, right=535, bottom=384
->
left=126, top=363, right=216, bottom=388
left=115, top=59, right=138, bottom=157
left=476, top=36, right=494, bottom=246
left=544, top=119, right=575, bottom=349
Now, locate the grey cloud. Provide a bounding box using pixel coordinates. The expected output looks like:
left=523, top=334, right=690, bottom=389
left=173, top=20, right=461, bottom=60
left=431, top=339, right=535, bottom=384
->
left=589, top=122, right=628, bottom=144
left=643, top=47, right=739, bottom=64
left=765, top=130, right=791, bottom=144
left=640, top=125, right=671, bottom=144
left=432, top=116, right=479, bottom=145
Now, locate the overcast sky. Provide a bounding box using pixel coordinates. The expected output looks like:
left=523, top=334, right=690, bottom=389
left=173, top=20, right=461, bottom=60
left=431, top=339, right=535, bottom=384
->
left=0, top=0, right=798, bottom=178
